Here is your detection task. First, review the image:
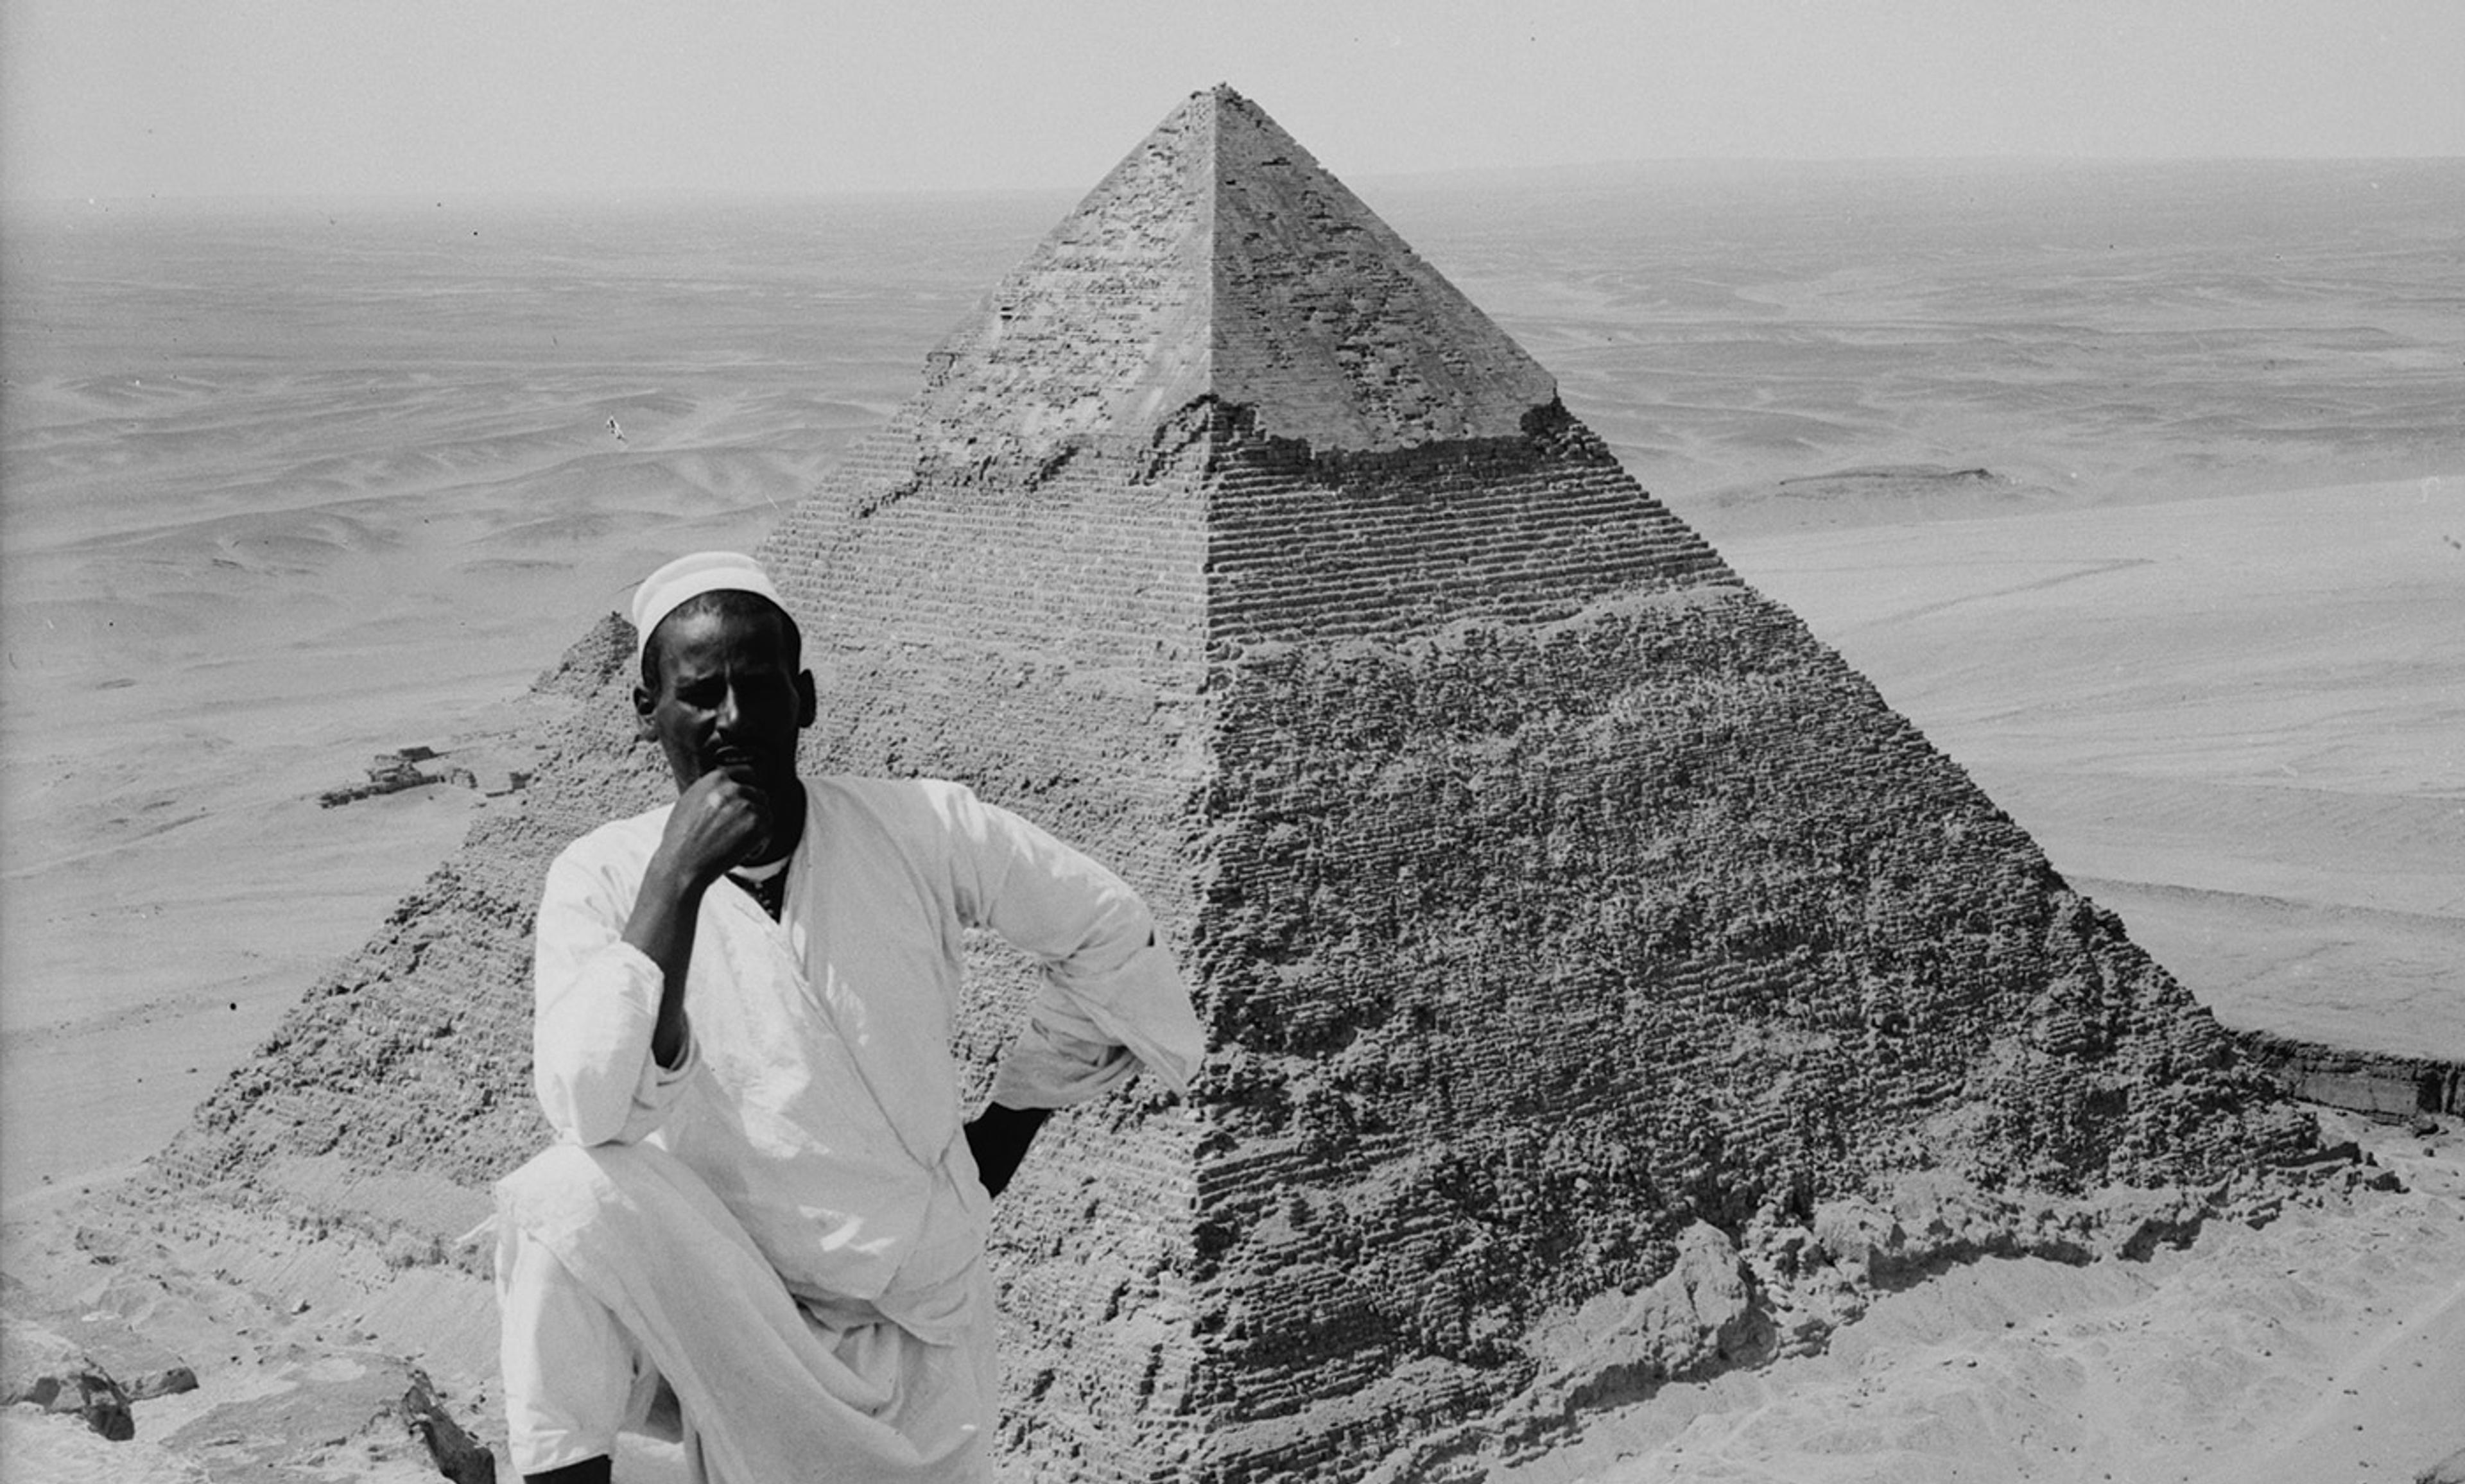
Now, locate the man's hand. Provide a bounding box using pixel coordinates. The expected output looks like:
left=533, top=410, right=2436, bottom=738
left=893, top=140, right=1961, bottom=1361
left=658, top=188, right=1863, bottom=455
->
left=653, top=766, right=773, bottom=889
left=964, top=1103, right=1051, bottom=1198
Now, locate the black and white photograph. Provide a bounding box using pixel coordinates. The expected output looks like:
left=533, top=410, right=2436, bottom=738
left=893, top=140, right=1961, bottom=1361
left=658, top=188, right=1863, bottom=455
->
left=3, top=4, right=2460, bottom=1480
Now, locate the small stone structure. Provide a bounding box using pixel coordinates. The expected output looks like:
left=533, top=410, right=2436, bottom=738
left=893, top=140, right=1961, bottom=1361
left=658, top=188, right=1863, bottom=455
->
left=148, top=87, right=2310, bottom=1482
left=318, top=746, right=529, bottom=807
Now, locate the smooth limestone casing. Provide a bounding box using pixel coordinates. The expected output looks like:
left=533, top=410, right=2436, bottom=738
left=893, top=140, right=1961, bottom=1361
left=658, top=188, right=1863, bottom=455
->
left=144, top=86, right=2308, bottom=1483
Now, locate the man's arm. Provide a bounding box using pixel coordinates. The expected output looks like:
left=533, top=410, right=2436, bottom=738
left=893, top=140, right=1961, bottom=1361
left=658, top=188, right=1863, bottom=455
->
left=532, top=850, right=680, bottom=1148
left=625, top=767, right=774, bottom=1069
left=531, top=771, right=772, bottom=1146
left=935, top=783, right=1204, bottom=1194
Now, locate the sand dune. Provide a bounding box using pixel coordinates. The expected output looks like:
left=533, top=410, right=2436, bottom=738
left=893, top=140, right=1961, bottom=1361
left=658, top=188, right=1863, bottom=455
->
left=1718, top=485, right=2459, bottom=797
left=1375, top=160, right=2465, bottom=508
left=1711, top=476, right=2464, bottom=1059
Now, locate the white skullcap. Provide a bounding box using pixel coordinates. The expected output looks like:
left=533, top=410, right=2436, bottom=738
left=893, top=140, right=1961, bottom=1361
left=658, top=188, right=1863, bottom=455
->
left=630, top=551, right=788, bottom=673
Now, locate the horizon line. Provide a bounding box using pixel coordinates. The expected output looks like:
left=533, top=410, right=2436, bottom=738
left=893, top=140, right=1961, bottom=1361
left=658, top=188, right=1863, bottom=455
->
left=8, top=153, right=2462, bottom=212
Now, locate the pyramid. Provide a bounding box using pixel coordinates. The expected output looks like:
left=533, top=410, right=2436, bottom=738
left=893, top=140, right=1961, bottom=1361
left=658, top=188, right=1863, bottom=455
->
left=153, top=87, right=2308, bottom=1482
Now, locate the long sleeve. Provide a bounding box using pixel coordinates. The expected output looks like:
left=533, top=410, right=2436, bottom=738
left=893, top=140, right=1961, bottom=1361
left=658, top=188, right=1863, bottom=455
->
left=532, top=833, right=698, bottom=1147
left=930, top=785, right=1204, bottom=1109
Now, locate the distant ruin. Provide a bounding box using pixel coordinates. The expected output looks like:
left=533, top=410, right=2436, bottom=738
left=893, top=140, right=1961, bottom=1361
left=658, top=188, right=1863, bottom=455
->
left=318, top=745, right=531, bottom=808
left=148, top=86, right=2311, bottom=1481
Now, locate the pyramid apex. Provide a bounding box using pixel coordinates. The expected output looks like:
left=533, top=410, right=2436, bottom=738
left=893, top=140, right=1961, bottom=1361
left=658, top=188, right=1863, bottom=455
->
left=1200, top=89, right=1558, bottom=450
left=907, top=87, right=1557, bottom=462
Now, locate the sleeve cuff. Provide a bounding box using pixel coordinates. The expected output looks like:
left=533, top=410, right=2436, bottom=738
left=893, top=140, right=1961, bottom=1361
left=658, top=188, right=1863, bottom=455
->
left=989, top=1016, right=1139, bottom=1110
left=1042, top=944, right=1204, bottom=1098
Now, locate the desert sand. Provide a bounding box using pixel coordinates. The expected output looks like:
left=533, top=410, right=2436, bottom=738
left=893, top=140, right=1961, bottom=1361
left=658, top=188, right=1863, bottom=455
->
left=1719, top=475, right=2465, bottom=1062
left=4, top=162, right=2461, bottom=1477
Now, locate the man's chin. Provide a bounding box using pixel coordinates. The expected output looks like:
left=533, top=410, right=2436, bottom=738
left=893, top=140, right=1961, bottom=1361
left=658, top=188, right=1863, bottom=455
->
left=740, top=776, right=808, bottom=864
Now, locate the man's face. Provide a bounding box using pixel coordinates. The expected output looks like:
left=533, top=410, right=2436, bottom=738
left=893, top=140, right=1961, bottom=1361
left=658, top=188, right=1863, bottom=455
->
left=633, top=603, right=816, bottom=798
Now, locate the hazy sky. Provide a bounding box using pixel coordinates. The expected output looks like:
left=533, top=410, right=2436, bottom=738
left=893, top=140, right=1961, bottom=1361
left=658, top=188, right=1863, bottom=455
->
left=4, top=0, right=2461, bottom=201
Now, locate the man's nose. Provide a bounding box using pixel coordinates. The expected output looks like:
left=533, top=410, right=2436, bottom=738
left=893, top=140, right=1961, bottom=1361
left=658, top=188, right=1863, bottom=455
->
left=714, top=684, right=744, bottom=734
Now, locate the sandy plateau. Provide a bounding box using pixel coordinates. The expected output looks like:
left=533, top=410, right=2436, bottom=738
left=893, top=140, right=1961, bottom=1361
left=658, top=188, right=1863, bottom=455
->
left=1720, top=475, right=2465, bottom=1062
left=4, top=164, right=2462, bottom=1478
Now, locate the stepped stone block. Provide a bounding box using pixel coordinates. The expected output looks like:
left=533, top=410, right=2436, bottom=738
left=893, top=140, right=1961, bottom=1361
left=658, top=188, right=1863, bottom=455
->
left=149, top=85, right=2308, bottom=1483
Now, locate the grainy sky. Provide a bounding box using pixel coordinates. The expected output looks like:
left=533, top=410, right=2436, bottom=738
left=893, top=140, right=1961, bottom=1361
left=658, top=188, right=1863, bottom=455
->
left=4, top=0, right=2461, bottom=201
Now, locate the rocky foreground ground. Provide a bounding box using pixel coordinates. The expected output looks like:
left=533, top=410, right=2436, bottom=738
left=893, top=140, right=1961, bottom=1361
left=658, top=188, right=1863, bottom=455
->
left=4, top=1109, right=2459, bottom=1483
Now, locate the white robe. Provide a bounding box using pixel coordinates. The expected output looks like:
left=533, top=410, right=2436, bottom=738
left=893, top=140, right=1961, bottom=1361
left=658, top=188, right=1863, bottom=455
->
left=496, top=775, right=1203, bottom=1480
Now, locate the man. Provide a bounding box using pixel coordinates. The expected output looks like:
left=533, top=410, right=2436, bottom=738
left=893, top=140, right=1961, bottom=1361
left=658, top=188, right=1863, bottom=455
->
left=493, top=551, right=1203, bottom=1483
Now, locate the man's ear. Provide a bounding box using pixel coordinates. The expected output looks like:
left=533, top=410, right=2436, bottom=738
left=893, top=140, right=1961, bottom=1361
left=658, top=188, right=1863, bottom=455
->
left=795, top=671, right=818, bottom=729
left=632, top=684, right=658, bottom=738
